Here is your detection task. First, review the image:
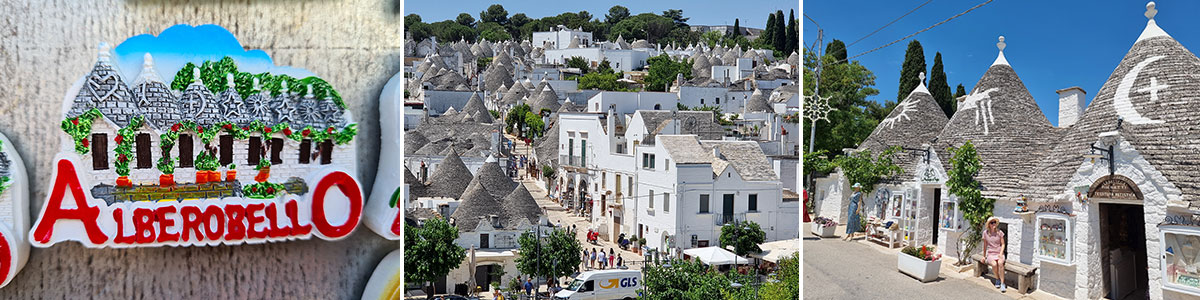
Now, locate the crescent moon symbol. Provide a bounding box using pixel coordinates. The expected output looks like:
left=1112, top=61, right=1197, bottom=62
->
left=1114, top=56, right=1166, bottom=125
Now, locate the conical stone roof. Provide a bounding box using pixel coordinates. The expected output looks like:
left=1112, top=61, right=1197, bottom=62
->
left=502, top=184, right=541, bottom=227
left=425, top=150, right=474, bottom=199
left=859, top=77, right=950, bottom=182
left=462, top=92, right=488, bottom=116
left=449, top=180, right=502, bottom=231
left=405, top=130, right=429, bottom=155
left=745, top=89, right=773, bottom=113
left=467, top=161, right=516, bottom=201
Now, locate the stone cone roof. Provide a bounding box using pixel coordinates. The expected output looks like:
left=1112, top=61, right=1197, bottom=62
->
left=405, top=166, right=427, bottom=198
left=745, top=89, right=772, bottom=113
left=631, top=39, right=651, bottom=49
left=534, top=120, right=560, bottom=167
left=180, top=81, right=222, bottom=126
left=934, top=48, right=1061, bottom=202
left=462, top=92, right=488, bottom=117
left=528, top=86, right=560, bottom=113
left=449, top=180, right=502, bottom=232
left=467, top=161, right=516, bottom=201
left=132, top=79, right=181, bottom=131
left=72, top=59, right=142, bottom=127
left=501, top=82, right=529, bottom=105
left=405, top=130, right=429, bottom=155
left=1023, top=17, right=1200, bottom=208
left=858, top=81, right=949, bottom=182
left=217, top=87, right=248, bottom=126
left=502, top=184, right=541, bottom=226
left=425, top=150, right=474, bottom=199
left=483, top=66, right=514, bottom=92
left=692, top=56, right=712, bottom=78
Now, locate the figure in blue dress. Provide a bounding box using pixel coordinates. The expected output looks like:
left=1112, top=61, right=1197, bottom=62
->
left=844, top=183, right=863, bottom=240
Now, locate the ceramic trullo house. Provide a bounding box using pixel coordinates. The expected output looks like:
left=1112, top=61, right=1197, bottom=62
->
left=60, top=43, right=357, bottom=202
left=814, top=3, right=1200, bottom=299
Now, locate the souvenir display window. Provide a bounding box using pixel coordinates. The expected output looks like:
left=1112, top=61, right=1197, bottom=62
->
left=1035, top=213, right=1072, bottom=265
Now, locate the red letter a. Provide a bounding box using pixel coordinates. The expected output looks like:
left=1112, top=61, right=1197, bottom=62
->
left=31, top=159, right=108, bottom=245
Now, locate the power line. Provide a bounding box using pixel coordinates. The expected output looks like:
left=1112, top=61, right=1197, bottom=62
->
left=847, top=0, right=934, bottom=47
left=841, top=0, right=994, bottom=63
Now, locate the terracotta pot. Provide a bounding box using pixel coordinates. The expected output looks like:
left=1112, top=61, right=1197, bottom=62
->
left=159, top=174, right=174, bottom=187
left=195, top=171, right=207, bottom=184
left=226, top=170, right=237, bottom=182
left=208, top=171, right=220, bottom=182
left=255, top=168, right=271, bottom=183
left=116, top=176, right=132, bottom=187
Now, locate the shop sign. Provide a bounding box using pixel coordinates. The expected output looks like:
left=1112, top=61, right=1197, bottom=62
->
left=28, top=24, right=363, bottom=248
left=1035, top=204, right=1072, bottom=215
left=1088, top=175, right=1143, bottom=200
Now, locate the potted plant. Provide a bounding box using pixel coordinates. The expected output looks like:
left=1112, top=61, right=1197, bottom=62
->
left=225, top=164, right=237, bottom=182
left=898, top=245, right=943, bottom=282
left=811, top=216, right=838, bottom=238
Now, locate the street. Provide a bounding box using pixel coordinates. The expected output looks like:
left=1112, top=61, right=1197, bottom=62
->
left=803, top=225, right=1026, bottom=300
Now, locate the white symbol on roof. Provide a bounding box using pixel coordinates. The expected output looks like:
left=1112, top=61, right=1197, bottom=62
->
left=960, top=87, right=1000, bottom=135
left=1114, top=55, right=1167, bottom=125
left=879, top=98, right=919, bottom=130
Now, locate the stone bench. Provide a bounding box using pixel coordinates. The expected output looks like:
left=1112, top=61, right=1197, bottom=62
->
left=971, top=253, right=1037, bottom=294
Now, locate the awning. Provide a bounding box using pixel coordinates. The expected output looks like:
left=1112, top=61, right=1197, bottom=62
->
left=683, top=246, right=750, bottom=266
left=753, top=239, right=799, bottom=263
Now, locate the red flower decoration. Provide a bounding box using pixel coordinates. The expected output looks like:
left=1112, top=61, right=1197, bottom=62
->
left=242, top=127, right=249, bottom=131
left=71, top=118, right=79, bottom=125
left=114, top=135, right=123, bottom=143
left=81, top=138, right=89, bottom=147
left=266, top=187, right=275, bottom=194
left=222, top=124, right=233, bottom=130
left=283, top=128, right=292, bottom=135
left=326, top=127, right=334, bottom=134
left=301, top=129, right=310, bottom=136
left=264, top=127, right=273, bottom=134
left=172, top=124, right=181, bottom=132
left=196, top=125, right=203, bottom=132
left=251, top=186, right=258, bottom=192
left=118, top=154, right=127, bottom=162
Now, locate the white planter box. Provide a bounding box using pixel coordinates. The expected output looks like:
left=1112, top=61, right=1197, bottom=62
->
left=897, top=252, right=942, bottom=282
left=811, top=223, right=836, bottom=238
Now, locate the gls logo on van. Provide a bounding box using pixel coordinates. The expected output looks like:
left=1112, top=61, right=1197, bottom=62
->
left=599, top=277, right=639, bottom=289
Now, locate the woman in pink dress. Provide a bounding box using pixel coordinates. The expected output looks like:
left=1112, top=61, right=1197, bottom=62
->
left=982, top=217, right=1007, bottom=292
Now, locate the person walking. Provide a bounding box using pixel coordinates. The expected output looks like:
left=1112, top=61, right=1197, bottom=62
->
left=524, top=278, right=534, bottom=297
left=589, top=248, right=597, bottom=269
left=843, top=183, right=864, bottom=241
left=608, top=250, right=615, bottom=268
left=581, top=250, right=588, bottom=270
left=983, top=217, right=1008, bottom=293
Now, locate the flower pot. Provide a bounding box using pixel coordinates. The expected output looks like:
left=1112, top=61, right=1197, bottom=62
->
left=116, top=176, right=132, bottom=187
left=226, top=170, right=237, bottom=182
left=208, top=171, right=220, bottom=182
left=897, top=252, right=942, bottom=282
left=255, top=168, right=271, bottom=183
left=811, top=223, right=837, bottom=238
left=159, top=174, right=174, bottom=187
left=195, top=171, right=207, bottom=184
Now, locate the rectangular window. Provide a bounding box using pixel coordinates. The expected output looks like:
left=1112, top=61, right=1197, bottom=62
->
left=480, top=233, right=489, bottom=248
left=722, top=194, right=735, bottom=224
left=299, top=139, right=312, bottom=164
left=699, top=194, right=710, bottom=213
left=178, top=134, right=193, bottom=168
left=749, top=194, right=758, bottom=211
left=642, top=153, right=648, bottom=168
left=650, top=154, right=656, bottom=169
left=92, top=133, right=108, bottom=170
left=580, top=140, right=587, bottom=166
left=136, top=133, right=152, bottom=169
left=665, top=159, right=670, bottom=171
left=219, top=135, right=233, bottom=166
left=716, top=97, right=721, bottom=104
left=248, top=137, right=262, bottom=165
left=270, top=138, right=283, bottom=164
left=649, top=190, right=654, bottom=209
left=700, top=98, right=705, bottom=105
left=628, top=177, right=633, bottom=195
left=320, top=140, right=333, bottom=164
left=663, top=193, right=670, bottom=212
left=568, top=138, right=574, bottom=165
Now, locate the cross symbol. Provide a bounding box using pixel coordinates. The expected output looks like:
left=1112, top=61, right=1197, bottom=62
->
left=1137, top=77, right=1170, bottom=102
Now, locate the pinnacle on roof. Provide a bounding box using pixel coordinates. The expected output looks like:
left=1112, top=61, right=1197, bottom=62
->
left=992, top=36, right=1009, bottom=66
left=448, top=180, right=502, bottom=231
left=133, top=53, right=165, bottom=86
left=1137, top=1, right=1170, bottom=42
left=502, top=184, right=541, bottom=227
left=912, top=72, right=930, bottom=95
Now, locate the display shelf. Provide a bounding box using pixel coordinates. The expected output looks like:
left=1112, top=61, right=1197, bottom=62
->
left=1035, top=212, right=1072, bottom=265
left=939, top=196, right=963, bottom=231
left=901, top=191, right=917, bottom=246
left=1161, top=225, right=1200, bottom=296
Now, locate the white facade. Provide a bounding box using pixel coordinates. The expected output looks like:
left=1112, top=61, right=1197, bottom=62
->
left=584, top=91, right=679, bottom=114
left=532, top=27, right=593, bottom=50
left=677, top=86, right=751, bottom=112
left=542, top=48, right=652, bottom=73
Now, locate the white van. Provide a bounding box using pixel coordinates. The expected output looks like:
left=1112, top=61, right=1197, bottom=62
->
left=553, top=270, right=641, bottom=300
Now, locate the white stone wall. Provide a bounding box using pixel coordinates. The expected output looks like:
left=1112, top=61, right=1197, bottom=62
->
left=812, top=171, right=847, bottom=224
left=0, top=1, right=400, bottom=297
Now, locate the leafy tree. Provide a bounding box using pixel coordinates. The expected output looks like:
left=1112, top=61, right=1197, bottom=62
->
left=731, top=19, right=741, bottom=38
left=429, top=20, right=476, bottom=42
left=642, top=258, right=731, bottom=300
left=505, top=104, right=531, bottom=135
left=773, top=10, right=787, bottom=54
left=456, top=13, right=476, bottom=27
left=836, top=146, right=903, bottom=194
left=898, top=40, right=927, bottom=104
left=825, top=39, right=847, bottom=64
left=802, top=45, right=881, bottom=157
left=477, top=57, right=493, bottom=70
left=761, top=13, right=776, bottom=49
left=718, top=220, right=766, bottom=256
left=928, top=52, right=954, bottom=118
left=758, top=252, right=799, bottom=299
left=477, top=22, right=511, bottom=41
left=701, top=31, right=723, bottom=47
left=577, top=70, right=625, bottom=91
left=595, top=59, right=613, bottom=74
left=611, top=13, right=675, bottom=43
left=405, top=217, right=466, bottom=299
left=803, top=149, right=836, bottom=177
left=787, top=9, right=799, bottom=55
left=480, top=4, right=508, bottom=25
left=955, top=83, right=967, bottom=98
left=946, top=141, right=994, bottom=264
left=661, top=9, right=689, bottom=28
left=523, top=112, right=545, bottom=138
left=644, top=53, right=692, bottom=91
left=509, top=13, right=532, bottom=28
left=405, top=14, right=423, bottom=27
left=515, top=228, right=582, bottom=293
left=565, top=56, right=591, bottom=73
left=408, top=22, right=433, bottom=42
left=606, top=5, right=630, bottom=24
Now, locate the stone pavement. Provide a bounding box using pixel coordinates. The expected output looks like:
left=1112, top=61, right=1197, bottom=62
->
left=803, top=223, right=1061, bottom=300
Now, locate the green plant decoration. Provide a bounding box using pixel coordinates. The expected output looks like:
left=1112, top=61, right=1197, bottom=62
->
left=243, top=181, right=286, bottom=199
left=171, top=57, right=345, bottom=109
left=113, top=116, right=144, bottom=177
left=946, top=140, right=995, bottom=264
left=61, top=108, right=103, bottom=154
left=195, top=150, right=220, bottom=171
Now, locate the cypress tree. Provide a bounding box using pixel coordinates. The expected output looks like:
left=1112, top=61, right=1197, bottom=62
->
left=897, top=40, right=926, bottom=103
left=787, top=9, right=799, bottom=55
left=955, top=84, right=967, bottom=98
left=928, top=52, right=954, bottom=117
left=732, top=19, right=741, bottom=38
left=825, top=39, right=847, bottom=64
left=773, top=10, right=787, bottom=52
left=763, top=13, right=776, bottom=47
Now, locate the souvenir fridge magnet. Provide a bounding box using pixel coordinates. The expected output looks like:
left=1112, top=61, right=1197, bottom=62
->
left=0, top=132, right=30, bottom=288
left=361, top=249, right=402, bottom=300
left=364, top=72, right=402, bottom=240
left=29, top=24, right=363, bottom=248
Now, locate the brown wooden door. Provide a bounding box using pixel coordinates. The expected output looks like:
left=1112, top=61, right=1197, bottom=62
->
left=219, top=135, right=233, bottom=166
left=92, top=133, right=108, bottom=170
left=136, top=133, right=152, bottom=169
left=178, top=134, right=193, bottom=168
left=248, top=137, right=262, bottom=165
left=298, top=139, right=312, bottom=164
left=270, top=138, right=283, bottom=164
left=319, top=140, right=333, bottom=165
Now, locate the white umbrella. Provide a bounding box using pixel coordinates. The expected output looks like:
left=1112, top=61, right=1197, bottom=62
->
left=682, top=246, right=749, bottom=266
left=755, top=239, right=800, bottom=263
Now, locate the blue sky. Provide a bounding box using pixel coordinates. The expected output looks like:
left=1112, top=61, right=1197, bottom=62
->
left=112, top=24, right=316, bottom=81
left=804, top=0, right=1200, bottom=126
left=404, top=0, right=798, bottom=31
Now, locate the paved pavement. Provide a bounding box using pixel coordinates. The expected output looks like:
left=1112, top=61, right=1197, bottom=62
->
left=803, top=224, right=1046, bottom=300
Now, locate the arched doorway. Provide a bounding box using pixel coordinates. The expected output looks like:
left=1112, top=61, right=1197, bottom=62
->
left=1089, top=175, right=1147, bottom=299
left=474, top=263, right=503, bottom=292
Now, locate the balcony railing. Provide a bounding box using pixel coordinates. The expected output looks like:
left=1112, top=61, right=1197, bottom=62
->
left=714, top=213, right=747, bottom=226
left=559, top=154, right=586, bottom=168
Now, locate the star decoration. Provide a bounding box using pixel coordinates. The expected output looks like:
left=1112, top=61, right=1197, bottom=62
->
left=804, top=94, right=835, bottom=123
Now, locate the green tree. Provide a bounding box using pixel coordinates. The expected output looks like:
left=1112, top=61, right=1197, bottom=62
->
left=405, top=14, right=422, bottom=27
left=644, top=53, right=692, bottom=91
left=802, top=45, right=882, bottom=157
left=928, top=52, right=954, bottom=118
left=606, top=5, right=630, bottom=24
left=898, top=40, right=927, bottom=104
left=836, top=146, right=903, bottom=194
left=642, top=258, right=731, bottom=300
left=477, top=22, right=511, bottom=41
left=480, top=4, right=508, bottom=25
left=595, top=59, right=613, bottom=74
left=429, top=20, right=476, bottom=42
left=661, top=9, right=689, bottom=28
left=730, top=19, right=741, bottom=38
left=456, top=13, right=476, bottom=27
left=787, top=9, right=799, bottom=55
left=947, top=141, right=994, bottom=264
left=565, top=56, right=591, bottom=73
left=825, top=39, right=847, bottom=64
left=611, top=13, right=675, bottom=43
left=701, top=31, right=723, bottom=47
left=718, top=220, right=766, bottom=256
left=405, top=217, right=466, bottom=299
left=955, top=83, right=967, bottom=98
left=577, top=70, right=625, bottom=91
left=509, top=13, right=532, bottom=28
left=761, top=13, right=776, bottom=50
left=523, top=112, right=545, bottom=138
left=515, top=228, right=583, bottom=293
left=758, top=253, right=799, bottom=299
left=505, top=104, right=531, bottom=135
left=773, top=10, right=787, bottom=55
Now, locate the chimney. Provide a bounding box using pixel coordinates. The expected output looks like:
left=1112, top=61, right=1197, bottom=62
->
left=607, top=104, right=616, bottom=137
left=1056, top=87, right=1087, bottom=128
